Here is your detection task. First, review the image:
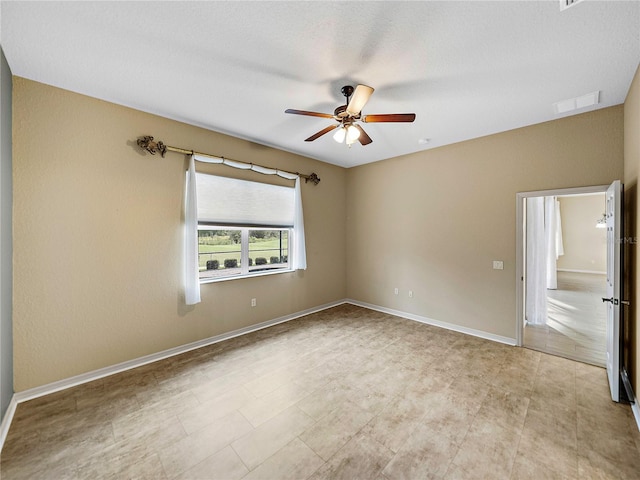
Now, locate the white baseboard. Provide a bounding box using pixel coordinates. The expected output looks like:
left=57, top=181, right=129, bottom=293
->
left=556, top=268, right=607, bottom=275
left=631, top=392, right=640, bottom=432
left=0, top=396, right=18, bottom=453
left=345, top=299, right=517, bottom=346
left=0, top=298, right=347, bottom=453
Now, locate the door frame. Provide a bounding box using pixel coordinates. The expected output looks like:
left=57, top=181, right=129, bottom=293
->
left=515, top=184, right=609, bottom=346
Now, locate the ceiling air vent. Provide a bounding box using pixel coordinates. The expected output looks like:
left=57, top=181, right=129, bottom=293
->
left=553, top=91, right=600, bottom=115
left=560, top=0, right=585, bottom=11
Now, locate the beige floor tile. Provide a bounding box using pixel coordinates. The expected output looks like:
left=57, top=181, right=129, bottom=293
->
left=78, top=443, right=167, bottom=480
left=361, top=393, right=431, bottom=453
left=158, top=410, right=253, bottom=479
left=242, top=438, right=324, bottom=480
left=444, top=462, right=504, bottom=480
left=474, top=386, right=530, bottom=433
left=382, top=422, right=460, bottom=479
left=309, top=433, right=394, bottom=480
left=578, top=449, right=640, bottom=480
left=530, top=379, right=576, bottom=411
left=178, top=386, right=253, bottom=434
left=295, top=380, right=360, bottom=420
left=510, top=452, right=577, bottom=480
left=300, top=399, right=374, bottom=461
left=113, top=413, right=187, bottom=452
left=516, top=424, right=578, bottom=478
left=577, top=409, right=640, bottom=466
left=243, top=365, right=299, bottom=398
left=190, top=367, right=258, bottom=404
left=2, top=304, right=637, bottom=480
left=450, top=417, right=520, bottom=478
left=174, top=446, right=248, bottom=480
left=489, top=363, right=537, bottom=398
left=419, top=377, right=489, bottom=445
left=240, top=381, right=312, bottom=427
left=231, top=405, right=314, bottom=470
left=134, top=389, right=201, bottom=421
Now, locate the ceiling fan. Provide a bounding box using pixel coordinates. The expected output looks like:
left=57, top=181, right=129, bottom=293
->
left=285, top=85, right=416, bottom=146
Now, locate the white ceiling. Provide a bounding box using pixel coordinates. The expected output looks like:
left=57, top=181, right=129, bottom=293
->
left=1, top=1, right=639, bottom=168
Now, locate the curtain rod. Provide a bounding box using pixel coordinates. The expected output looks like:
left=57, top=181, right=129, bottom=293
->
left=136, top=136, right=321, bottom=185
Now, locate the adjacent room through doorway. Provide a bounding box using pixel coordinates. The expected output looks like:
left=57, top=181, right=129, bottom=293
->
left=522, top=191, right=608, bottom=366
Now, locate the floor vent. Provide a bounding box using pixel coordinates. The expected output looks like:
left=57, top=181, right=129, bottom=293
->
left=560, top=0, right=585, bottom=11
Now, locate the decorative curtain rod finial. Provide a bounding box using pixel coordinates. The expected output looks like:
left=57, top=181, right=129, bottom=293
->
left=305, top=173, right=321, bottom=185
left=137, top=135, right=167, bottom=157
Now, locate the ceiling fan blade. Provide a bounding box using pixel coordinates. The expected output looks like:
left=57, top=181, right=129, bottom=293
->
left=305, top=125, right=338, bottom=142
left=346, top=85, right=374, bottom=116
left=362, top=113, right=416, bottom=123
left=354, top=124, right=373, bottom=145
left=285, top=109, right=334, bottom=119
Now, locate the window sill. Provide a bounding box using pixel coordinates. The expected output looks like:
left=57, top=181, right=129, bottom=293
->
left=199, top=267, right=294, bottom=284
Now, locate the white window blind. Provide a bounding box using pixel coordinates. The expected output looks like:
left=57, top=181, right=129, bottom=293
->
left=196, top=173, right=295, bottom=227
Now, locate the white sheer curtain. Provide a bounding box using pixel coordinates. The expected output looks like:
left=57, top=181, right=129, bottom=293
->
left=555, top=199, right=564, bottom=258
left=526, top=196, right=565, bottom=324
left=184, top=155, right=201, bottom=305
left=545, top=196, right=559, bottom=290
left=526, top=197, right=548, bottom=325
left=292, top=177, right=307, bottom=270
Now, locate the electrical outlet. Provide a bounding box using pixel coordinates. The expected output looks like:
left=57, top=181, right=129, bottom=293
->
left=409, top=290, right=413, bottom=298
left=493, top=261, right=504, bottom=270
left=394, top=288, right=399, bottom=295
left=251, top=298, right=257, bottom=307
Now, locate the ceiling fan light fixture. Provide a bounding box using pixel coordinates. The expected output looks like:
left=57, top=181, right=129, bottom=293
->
left=346, top=125, right=360, bottom=143
left=333, top=126, right=346, bottom=143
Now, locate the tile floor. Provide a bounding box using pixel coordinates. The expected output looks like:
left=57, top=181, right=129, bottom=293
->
left=524, top=271, right=607, bottom=366
left=1, top=304, right=639, bottom=479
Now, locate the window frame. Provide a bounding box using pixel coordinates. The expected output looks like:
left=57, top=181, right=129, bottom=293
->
left=198, top=225, right=294, bottom=283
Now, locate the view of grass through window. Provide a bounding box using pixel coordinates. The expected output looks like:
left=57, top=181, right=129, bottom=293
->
left=198, top=228, right=290, bottom=280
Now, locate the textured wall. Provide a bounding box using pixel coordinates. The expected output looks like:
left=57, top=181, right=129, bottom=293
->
left=623, top=63, right=640, bottom=394
left=12, top=78, right=347, bottom=391
left=0, top=49, right=14, bottom=419
left=556, top=194, right=606, bottom=274
left=346, top=106, right=624, bottom=340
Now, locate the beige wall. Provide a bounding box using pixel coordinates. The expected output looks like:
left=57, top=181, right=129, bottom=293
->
left=624, top=63, right=640, bottom=394
left=346, top=107, right=624, bottom=340
left=12, top=78, right=347, bottom=391
left=556, top=194, right=606, bottom=273
left=12, top=76, right=630, bottom=393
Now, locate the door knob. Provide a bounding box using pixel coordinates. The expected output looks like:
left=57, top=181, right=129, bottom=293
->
left=602, top=297, right=619, bottom=305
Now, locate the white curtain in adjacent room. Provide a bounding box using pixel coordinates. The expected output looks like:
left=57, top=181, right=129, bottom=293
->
left=184, top=155, right=201, bottom=305
left=526, top=196, right=565, bottom=325
left=555, top=198, right=564, bottom=258
left=545, top=196, right=559, bottom=290
left=526, top=197, right=548, bottom=325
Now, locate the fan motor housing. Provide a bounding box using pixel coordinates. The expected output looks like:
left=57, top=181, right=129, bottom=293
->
left=334, top=105, right=348, bottom=118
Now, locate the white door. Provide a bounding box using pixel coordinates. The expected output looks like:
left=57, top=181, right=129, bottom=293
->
left=604, top=180, right=622, bottom=402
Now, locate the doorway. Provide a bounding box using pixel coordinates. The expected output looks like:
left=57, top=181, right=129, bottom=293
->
left=516, top=185, right=610, bottom=365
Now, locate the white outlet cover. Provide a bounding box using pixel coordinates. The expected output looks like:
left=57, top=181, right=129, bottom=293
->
left=493, top=261, right=504, bottom=270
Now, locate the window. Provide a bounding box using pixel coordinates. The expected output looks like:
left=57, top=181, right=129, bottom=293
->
left=198, top=227, right=290, bottom=280
left=195, top=173, right=299, bottom=282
